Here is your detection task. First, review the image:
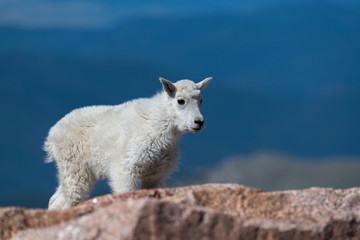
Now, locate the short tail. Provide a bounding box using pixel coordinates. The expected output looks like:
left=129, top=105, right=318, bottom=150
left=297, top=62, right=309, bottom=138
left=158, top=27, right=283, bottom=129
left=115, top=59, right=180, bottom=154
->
left=43, top=140, right=55, bottom=163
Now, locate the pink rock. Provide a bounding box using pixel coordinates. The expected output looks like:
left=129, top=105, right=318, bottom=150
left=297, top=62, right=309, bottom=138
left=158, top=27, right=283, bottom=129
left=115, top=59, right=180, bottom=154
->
left=1, top=184, right=360, bottom=240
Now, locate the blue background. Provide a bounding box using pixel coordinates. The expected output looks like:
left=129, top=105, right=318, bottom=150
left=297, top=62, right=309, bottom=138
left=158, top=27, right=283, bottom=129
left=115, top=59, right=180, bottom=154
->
left=0, top=0, right=359, bottom=208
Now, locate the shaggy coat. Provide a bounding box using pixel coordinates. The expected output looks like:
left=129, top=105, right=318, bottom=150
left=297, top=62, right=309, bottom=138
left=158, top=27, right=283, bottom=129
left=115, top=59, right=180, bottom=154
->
left=45, top=77, right=212, bottom=210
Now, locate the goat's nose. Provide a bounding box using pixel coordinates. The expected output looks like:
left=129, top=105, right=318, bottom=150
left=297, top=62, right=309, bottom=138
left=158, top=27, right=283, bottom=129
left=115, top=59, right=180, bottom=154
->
left=194, top=118, right=204, bottom=127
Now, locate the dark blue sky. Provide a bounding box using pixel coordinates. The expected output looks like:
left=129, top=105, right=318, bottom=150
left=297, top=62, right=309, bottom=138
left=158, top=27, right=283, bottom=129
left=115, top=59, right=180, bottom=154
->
left=1, top=0, right=360, bottom=207
left=1, top=0, right=359, bottom=28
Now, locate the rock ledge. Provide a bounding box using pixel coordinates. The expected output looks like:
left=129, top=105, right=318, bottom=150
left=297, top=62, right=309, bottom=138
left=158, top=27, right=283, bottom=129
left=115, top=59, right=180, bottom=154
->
left=1, top=184, right=360, bottom=240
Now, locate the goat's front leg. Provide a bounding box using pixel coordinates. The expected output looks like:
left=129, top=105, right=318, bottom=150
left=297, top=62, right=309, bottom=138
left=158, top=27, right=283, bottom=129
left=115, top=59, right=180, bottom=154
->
left=141, top=174, right=166, bottom=189
left=108, top=167, right=139, bottom=193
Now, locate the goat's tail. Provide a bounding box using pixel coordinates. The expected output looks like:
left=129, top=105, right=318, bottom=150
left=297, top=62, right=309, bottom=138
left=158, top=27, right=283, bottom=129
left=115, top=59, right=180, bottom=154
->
left=43, top=140, right=55, bottom=163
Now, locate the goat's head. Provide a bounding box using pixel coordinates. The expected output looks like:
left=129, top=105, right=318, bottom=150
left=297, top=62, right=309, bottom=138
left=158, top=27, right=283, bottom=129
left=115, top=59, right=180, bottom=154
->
left=159, top=77, right=212, bottom=133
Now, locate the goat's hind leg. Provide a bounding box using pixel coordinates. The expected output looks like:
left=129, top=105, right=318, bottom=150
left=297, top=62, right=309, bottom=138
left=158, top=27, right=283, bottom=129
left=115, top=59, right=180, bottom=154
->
left=48, top=160, right=96, bottom=210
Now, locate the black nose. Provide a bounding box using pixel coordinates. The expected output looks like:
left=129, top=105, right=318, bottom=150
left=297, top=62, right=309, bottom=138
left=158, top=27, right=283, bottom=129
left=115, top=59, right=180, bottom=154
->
left=194, top=118, right=204, bottom=127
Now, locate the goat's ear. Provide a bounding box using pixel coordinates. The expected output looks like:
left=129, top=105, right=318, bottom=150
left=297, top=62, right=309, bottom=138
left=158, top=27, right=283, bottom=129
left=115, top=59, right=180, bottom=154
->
left=159, top=77, right=176, bottom=97
left=196, top=77, right=212, bottom=90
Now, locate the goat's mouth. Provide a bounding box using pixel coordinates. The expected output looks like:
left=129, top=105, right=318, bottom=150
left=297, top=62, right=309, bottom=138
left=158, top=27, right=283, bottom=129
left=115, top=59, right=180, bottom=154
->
left=191, top=126, right=202, bottom=132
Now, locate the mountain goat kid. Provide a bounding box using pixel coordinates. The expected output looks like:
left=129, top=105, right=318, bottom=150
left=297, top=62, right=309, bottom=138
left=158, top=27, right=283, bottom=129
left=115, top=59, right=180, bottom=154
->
left=45, top=77, right=212, bottom=210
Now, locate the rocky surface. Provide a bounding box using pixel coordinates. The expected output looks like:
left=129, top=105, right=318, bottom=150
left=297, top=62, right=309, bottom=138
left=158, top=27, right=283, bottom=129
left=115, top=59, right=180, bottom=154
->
left=1, top=184, right=360, bottom=240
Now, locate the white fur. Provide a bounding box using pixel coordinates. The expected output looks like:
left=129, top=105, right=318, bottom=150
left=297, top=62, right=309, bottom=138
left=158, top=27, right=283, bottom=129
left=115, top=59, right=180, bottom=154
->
left=45, top=77, right=212, bottom=210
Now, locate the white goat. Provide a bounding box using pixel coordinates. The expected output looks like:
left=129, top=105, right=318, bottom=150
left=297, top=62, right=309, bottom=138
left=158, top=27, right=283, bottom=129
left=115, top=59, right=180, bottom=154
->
left=44, top=77, right=212, bottom=210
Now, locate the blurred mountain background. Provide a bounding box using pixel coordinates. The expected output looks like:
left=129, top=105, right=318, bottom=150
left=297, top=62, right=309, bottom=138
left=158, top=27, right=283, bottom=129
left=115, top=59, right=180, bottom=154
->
left=0, top=0, right=360, bottom=208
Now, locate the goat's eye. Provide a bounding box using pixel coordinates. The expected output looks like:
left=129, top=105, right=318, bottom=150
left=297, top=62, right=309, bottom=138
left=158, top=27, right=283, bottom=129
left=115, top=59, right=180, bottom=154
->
left=200, top=99, right=203, bottom=104
left=177, top=99, right=185, bottom=105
